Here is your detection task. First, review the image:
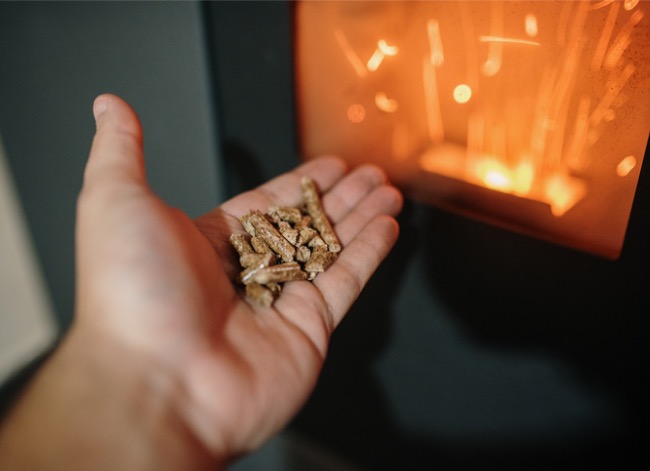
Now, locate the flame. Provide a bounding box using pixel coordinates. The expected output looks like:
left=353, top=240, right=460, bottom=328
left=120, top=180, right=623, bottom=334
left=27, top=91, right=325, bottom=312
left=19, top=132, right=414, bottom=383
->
left=475, top=159, right=515, bottom=192
left=476, top=162, right=586, bottom=216
left=473, top=161, right=585, bottom=216
left=474, top=159, right=535, bottom=195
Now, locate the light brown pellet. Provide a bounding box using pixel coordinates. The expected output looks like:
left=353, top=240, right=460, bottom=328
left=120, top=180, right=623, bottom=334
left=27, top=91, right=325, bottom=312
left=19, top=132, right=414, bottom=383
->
left=301, top=176, right=341, bottom=253
left=231, top=178, right=341, bottom=307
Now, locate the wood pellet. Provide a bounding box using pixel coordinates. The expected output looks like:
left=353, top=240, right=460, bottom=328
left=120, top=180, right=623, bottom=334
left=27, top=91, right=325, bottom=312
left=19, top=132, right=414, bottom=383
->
left=229, top=176, right=341, bottom=307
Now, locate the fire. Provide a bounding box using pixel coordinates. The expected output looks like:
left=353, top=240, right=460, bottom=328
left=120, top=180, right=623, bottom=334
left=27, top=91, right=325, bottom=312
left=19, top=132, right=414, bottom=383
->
left=476, top=160, right=514, bottom=191
left=474, top=160, right=533, bottom=195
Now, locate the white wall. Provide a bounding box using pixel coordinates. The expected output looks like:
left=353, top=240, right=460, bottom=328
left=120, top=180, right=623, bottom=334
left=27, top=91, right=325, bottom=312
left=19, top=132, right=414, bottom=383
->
left=0, top=136, right=56, bottom=384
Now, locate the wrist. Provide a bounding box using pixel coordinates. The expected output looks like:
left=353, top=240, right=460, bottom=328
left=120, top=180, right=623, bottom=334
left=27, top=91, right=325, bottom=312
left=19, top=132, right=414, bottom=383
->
left=0, top=322, right=223, bottom=471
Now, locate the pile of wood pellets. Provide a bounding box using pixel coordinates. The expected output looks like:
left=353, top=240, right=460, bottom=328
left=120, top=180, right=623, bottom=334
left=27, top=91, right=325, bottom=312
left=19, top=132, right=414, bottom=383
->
left=229, top=176, right=341, bottom=307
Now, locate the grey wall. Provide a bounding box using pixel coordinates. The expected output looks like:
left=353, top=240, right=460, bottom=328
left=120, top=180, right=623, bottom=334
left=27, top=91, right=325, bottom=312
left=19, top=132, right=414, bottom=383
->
left=0, top=1, right=223, bottom=329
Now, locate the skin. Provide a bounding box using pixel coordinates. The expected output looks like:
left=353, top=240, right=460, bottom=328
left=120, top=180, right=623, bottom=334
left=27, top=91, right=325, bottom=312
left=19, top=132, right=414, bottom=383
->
left=0, top=94, right=403, bottom=470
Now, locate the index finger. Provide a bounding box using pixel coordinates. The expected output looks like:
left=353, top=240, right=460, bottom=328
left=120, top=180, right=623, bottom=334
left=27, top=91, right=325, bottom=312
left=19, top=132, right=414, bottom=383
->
left=219, top=156, right=348, bottom=218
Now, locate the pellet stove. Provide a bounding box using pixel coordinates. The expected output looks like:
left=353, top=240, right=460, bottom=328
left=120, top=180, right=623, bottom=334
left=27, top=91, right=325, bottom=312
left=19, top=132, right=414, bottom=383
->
left=295, top=0, right=650, bottom=259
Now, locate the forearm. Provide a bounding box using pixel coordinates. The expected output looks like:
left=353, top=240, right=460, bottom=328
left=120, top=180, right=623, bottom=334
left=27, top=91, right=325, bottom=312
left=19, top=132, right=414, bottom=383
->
left=0, top=324, right=220, bottom=471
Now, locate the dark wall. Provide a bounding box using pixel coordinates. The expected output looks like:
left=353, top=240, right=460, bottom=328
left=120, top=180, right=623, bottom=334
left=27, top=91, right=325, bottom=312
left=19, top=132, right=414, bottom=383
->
left=204, top=0, right=301, bottom=197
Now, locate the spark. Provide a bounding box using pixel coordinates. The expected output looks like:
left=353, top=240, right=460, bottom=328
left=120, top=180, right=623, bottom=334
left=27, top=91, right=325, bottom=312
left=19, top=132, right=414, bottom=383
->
left=479, top=36, right=540, bottom=46
left=427, top=18, right=444, bottom=67
left=453, top=84, right=472, bottom=104
left=375, top=92, right=399, bottom=113
left=617, top=156, right=637, bottom=177
left=334, top=29, right=367, bottom=78
left=346, top=104, right=366, bottom=123
left=525, top=13, right=538, bottom=38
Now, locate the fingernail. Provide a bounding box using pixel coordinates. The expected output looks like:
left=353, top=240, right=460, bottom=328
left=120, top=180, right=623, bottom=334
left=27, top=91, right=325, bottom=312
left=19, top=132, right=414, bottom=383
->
left=93, top=95, right=109, bottom=121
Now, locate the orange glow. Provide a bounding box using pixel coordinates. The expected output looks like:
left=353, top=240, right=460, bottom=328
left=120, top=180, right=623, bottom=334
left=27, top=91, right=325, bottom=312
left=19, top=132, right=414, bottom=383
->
left=617, top=155, right=637, bottom=176
left=346, top=104, right=366, bottom=123
left=296, top=0, right=650, bottom=258
left=453, top=84, right=472, bottom=104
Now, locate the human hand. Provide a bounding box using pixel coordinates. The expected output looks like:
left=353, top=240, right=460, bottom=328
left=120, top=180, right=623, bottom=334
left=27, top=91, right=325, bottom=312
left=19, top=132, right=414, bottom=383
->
left=0, top=94, right=402, bottom=470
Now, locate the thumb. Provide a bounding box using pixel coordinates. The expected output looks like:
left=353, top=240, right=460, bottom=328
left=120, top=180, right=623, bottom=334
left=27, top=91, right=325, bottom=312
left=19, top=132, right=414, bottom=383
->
left=74, top=95, right=153, bottom=318
left=82, top=94, right=147, bottom=193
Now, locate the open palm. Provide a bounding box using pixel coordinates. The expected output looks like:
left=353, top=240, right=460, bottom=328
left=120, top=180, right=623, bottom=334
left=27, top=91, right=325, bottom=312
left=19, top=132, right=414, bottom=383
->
left=74, top=94, right=402, bottom=463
